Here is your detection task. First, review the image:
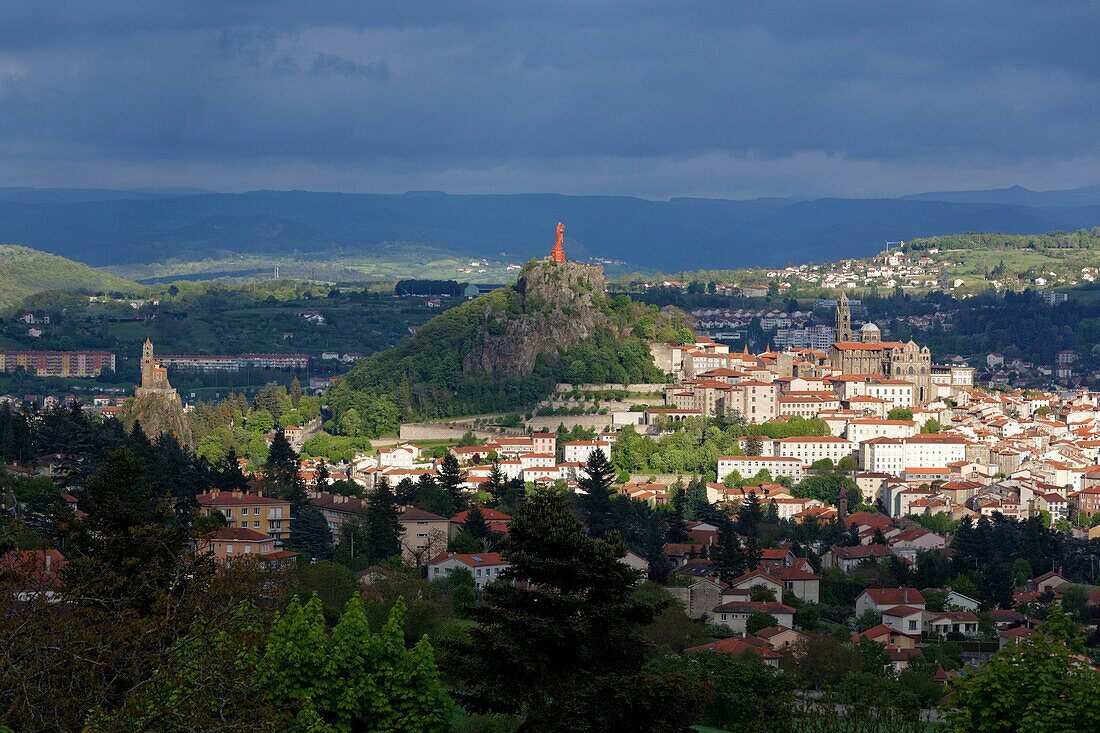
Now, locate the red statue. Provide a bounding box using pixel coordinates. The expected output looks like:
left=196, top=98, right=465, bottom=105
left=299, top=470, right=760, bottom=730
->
left=550, top=221, right=566, bottom=263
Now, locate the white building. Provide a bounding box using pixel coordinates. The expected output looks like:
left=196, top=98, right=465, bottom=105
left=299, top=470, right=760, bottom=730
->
left=563, top=441, right=611, bottom=465
left=717, top=455, right=804, bottom=483
left=860, top=435, right=968, bottom=476
left=427, top=552, right=510, bottom=590
left=772, top=436, right=855, bottom=466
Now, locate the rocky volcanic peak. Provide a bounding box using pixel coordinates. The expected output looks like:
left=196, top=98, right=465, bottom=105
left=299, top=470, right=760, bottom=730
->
left=463, top=259, right=615, bottom=378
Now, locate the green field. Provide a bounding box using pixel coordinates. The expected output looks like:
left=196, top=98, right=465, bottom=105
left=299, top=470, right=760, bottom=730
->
left=104, top=244, right=523, bottom=286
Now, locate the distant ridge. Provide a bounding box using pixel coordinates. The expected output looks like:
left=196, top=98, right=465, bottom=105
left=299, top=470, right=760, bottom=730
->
left=0, top=185, right=1097, bottom=271
left=902, top=183, right=1100, bottom=208
left=0, top=244, right=142, bottom=310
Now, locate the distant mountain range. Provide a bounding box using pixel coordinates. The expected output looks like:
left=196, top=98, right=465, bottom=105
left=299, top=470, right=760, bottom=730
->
left=1, top=184, right=1098, bottom=271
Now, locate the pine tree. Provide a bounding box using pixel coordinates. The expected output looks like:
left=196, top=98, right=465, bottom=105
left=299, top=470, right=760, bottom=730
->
left=313, top=459, right=329, bottom=490
left=394, top=476, right=416, bottom=505
left=485, top=460, right=506, bottom=506
left=579, top=448, right=616, bottom=538
left=737, top=490, right=763, bottom=538
left=265, top=429, right=300, bottom=499
left=459, top=506, right=499, bottom=551
left=713, top=516, right=747, bottom=583
left=667, top=484, right=689, bottom=543
left=500, top=476, right=527, bottom=512
left=64, top=447, right=191, bottom=612
left=437, top=453, right=466, bottom=514
left=289, top=376, right=302, bottom=408
left=364, top=478, right=403, bottom=563
left=643, top=513, right=672, bottom=583
left=413, top=473, right=455, bottom=517
left=214, top=448, right=250, bottom=492
left=447, top=489, right=700, bottom=732
left=290, top=504, right=333, bottom=560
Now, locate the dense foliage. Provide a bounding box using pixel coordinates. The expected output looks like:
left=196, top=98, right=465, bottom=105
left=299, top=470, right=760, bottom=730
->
left=0, top=244, right=139, bottom=310
left=328, top=271, right=689, bottom=430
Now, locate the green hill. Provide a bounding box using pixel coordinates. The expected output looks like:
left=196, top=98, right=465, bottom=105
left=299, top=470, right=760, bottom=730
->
left=0, top=244, right=142, bottom=310
left=326, top=258, right=692, bottom=432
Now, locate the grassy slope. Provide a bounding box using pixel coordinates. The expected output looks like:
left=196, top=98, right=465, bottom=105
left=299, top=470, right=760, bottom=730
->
left=0, top=244, right=142, bottom=310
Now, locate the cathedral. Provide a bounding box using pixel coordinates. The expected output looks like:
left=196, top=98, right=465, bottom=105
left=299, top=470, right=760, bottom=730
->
left=828, top=292, right=933, bottom=404
left=135, top=338, right=179, bottom=400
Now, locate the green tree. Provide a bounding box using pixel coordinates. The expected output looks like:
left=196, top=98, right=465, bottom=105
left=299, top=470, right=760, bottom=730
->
left=438, top=453, right=466, bottom=514
left=737, top=491, right=763, bottom=538
left=746, top=611, right=778, bottom=635
left=947, top=631, right=1100, bottom=733
left=63, top=447, right=191, bottom=613
left=748, top=584, right=777, bottom=603
left=262, top=595, right=453, bottom=732
left=213, top=447, right=250, bottom=492
left=712, top=516, right=746, bottom=583
left=920, top=418, right=941, bottom=434
left=365, top=478, right=403, bottom=564
left=265, top=429, right=302, bottom=500
left=299, top=560, right=358, bottom=615
left=339, top=408, right=362, bottom=437
left=578, top=447, right=617, bottom=538
left=447, top=489, right=699, bottom=732
left=887, top=408, right=913, bottom=421
left=1060, top=584, right=1089, bottom=620
left=291, top=504, right=334, bottom=560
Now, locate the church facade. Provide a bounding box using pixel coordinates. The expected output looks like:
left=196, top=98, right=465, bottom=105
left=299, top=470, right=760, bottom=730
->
left=828, top=293, right=933, bottom=405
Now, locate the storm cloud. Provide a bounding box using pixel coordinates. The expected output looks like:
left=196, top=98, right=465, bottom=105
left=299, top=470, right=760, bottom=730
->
left=0, top=2, right=1096, bottom=198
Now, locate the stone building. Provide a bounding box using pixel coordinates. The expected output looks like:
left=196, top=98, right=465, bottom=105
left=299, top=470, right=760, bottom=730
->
left=135, top=338, right=178, bottom=400
left=828, top=297, right=933, bottom=405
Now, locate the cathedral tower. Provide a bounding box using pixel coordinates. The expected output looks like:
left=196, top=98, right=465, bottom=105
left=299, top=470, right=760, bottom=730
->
left=835, top=291, right=853, bottom=342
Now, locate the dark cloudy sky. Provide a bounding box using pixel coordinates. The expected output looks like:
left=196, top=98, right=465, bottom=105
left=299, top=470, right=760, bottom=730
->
left=1, top=2, right=1097, bottom=198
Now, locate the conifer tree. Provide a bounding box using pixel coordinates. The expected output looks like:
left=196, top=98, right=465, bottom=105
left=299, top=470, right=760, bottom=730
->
left=457, top=506, right=499, bottom=551
left=265, top=429, right=301, bottom=499
left=667, top=483, right=690, bottom=543
left=413, top=473, right=455, bottom=517
left=737, top=490, right=763, bottom=538
left=394, top=476, right=416, bottom=505
left=365, top=478, right=403, bottom=563
left=290, top=504, right=333, bottom=560
left=313, top=459, right=329, bottom=490
left=437, top=453, right=466, bottom=514
left=485, top=460, right=506, bottom=506
left=713, top=516, right=747, bottom=583
left=289, top=376, right=302, bottom=408
left=579, top=448, right=616, bottom=537
left=448, top=489, right=699, bottom=732
left=214, top=447, right=250, bottom=492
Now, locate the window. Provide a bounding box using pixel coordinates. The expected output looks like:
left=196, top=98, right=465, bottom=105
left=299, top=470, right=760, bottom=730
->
left=226, top=545, right=234, bottom=553
left=908, top=620, right=917, bottom=631
left=244, top=546, right=252, bottom=554
left=253, top=521, right=260, bottom=528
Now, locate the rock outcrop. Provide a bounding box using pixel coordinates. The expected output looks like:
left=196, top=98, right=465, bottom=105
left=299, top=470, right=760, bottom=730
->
left=119, top=393, right=194, bottom=447
left=462, top=259, right=614, bottom=378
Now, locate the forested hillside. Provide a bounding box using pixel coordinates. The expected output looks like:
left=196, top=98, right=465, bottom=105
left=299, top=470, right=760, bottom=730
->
left=0, top=245, right=141, bottom=310
left=327, top=259, right=692, bottom=429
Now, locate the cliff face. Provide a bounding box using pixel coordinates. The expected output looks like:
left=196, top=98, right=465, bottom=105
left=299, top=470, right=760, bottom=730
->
left=462, top=259, right=615, bottom=378
left=119, top=393, right=194, bottom=447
